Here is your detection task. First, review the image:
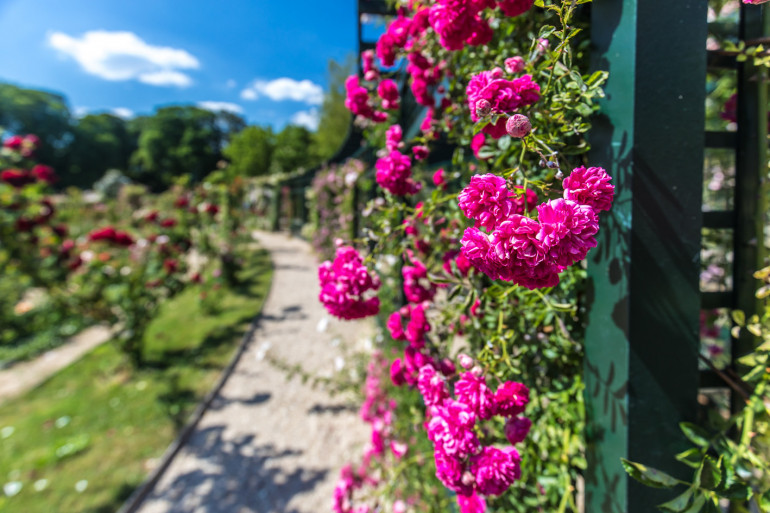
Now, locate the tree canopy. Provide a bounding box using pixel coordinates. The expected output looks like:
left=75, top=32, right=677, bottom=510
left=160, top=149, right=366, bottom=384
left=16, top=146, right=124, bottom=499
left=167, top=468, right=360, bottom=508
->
left=222, top=125, right=274, bottom=177
left=0, top=83, right=74, bottom=172
left=312, top=56, right=355, bottom=161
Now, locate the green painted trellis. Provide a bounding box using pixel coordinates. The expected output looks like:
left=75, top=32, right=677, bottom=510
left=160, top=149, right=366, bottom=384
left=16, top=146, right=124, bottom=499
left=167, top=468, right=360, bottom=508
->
left=585, top=2, right=768, bottom=512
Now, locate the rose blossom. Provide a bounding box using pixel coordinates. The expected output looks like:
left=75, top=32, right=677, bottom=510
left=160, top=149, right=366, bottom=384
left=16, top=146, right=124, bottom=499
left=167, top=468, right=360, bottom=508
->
left=470, top=446, right=522, bottom=496
left=375, top=150, right=421, bottom=196
left=458, top=174, right=514, bottom=231
left=562, top=165, right=615, bottom=212
left=504, top=56, right=526, bottom=74
left=537, top=199, right=599, bottom=268
left=318, top=245, right=381, bottom=320
left=494, top=381, right=530, bottom=417
left=504, top=416, right=532, bottom=444
left=455, top=372, right=496, bottom=420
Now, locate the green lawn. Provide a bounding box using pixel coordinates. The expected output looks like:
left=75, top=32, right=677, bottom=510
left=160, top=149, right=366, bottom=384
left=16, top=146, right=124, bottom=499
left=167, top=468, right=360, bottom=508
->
left=0, top=247, right=272, bottom=513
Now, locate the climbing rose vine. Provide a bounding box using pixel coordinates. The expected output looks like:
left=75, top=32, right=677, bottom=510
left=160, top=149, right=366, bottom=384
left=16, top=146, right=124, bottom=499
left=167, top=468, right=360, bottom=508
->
left=312, top=0, right=612, bottom=511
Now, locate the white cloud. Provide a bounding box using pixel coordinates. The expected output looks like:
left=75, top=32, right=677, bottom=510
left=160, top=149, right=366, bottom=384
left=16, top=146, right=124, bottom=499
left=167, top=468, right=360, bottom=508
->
left=240, top=89, right=257, bottom=100
left=111, top=107, right=134, bottom=119
left=73, top=106, right=89, bottom=119
left=225, top=79, right=237, bottom=89
left=290, top=108, right=320, bottom=131
left=240, top=78, right=323, bottom=105
left=138, top=70, right=192, bottom=87
left=197, top=101, right=244, bottom=114
left=47, top=30, right=199, bottom=87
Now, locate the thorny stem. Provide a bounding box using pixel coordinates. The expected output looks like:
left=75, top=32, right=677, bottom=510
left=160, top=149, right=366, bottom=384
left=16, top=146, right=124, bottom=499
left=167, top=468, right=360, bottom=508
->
left=698, top=353, right=751, bottom=401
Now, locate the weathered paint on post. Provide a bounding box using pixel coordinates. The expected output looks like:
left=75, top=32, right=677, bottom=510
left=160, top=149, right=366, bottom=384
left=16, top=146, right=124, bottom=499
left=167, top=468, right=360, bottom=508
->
left=585, top=1, right=707, bottom=511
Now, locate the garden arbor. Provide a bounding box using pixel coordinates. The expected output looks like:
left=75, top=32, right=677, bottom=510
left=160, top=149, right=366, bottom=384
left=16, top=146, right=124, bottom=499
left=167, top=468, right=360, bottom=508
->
left=586, top=2, right=767, bottom=512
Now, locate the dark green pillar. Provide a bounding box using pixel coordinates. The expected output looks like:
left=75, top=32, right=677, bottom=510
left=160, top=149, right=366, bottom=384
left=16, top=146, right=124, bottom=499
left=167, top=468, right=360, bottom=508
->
left=734, top=6, right=769, bottom=370
left=584, top=1, right=707, bottom=511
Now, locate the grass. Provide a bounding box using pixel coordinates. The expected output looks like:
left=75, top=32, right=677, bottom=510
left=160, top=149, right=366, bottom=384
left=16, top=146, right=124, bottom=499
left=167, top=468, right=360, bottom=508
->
left=0, top=246, right=273, bottom=513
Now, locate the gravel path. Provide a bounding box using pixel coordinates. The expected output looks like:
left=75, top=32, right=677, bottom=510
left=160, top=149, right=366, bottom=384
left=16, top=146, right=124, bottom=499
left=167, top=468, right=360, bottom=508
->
left=135, top=231, right=372, bottom=513
left=0, top=325, right=111, bottom=404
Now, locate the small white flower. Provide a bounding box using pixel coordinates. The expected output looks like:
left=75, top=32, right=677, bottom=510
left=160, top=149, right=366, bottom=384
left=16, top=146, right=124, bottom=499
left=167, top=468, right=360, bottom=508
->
left=316, top=317, right=329, bottom=333
left=74, top=480, right=88, bottom=493
left=1, top=426, right=15, bottom=439
left=33, top=479, right=48, bottom=492
left=255, top=341, right=271, bottom=361
left=334, top=356, right=345, bottom=371
left=55, top=416, right=71, bottom=429
left=4, top=481, right=22, bottom=497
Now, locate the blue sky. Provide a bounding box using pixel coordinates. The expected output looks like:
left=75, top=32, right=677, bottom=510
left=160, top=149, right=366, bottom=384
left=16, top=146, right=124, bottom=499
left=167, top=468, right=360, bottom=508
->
left=0, top=0, right=359, bottom=130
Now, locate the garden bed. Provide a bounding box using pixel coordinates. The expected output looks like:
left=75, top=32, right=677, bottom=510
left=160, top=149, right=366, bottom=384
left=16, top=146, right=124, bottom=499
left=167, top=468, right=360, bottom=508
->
left=0, top=246, right=272, bottom=513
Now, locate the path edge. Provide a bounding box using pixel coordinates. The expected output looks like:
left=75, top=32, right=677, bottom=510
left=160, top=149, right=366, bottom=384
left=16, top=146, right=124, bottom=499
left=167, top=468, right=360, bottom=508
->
left=117, top=254, right=276, bottom=513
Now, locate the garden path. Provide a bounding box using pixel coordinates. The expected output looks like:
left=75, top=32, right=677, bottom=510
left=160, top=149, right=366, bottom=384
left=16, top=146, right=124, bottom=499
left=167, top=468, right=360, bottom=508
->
left=133, top=231, right=373, bottom=513
left=0, top=325, right=111, bottom=404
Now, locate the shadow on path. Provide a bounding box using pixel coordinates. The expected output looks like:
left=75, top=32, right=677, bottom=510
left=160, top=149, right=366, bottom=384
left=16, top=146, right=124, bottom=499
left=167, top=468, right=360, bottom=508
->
left=147, top=425, right=328, bottom=513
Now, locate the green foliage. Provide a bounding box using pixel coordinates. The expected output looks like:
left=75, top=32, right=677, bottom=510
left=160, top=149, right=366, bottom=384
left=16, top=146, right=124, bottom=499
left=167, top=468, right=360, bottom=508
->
left=271, top=124, right=319, bottom=173
left=0, top=83, right=73, bottom=173
left=129, top=106, right=236, bottom=190
left=223, top=125, right=275, bottom=177
left=312, top=55, right=355, bottom=160
left=64, top=113, right=135, bottom=188
left=625, top=267, right=770, bottom=511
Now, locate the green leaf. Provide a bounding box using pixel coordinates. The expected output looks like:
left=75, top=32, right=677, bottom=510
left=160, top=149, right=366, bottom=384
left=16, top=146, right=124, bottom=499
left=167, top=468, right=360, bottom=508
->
left=680, top=493, right=706, bottom=513
left=680, top=422, right=711, bottom=447
left=659, top=487, right=694, bottom=512
left=476, top=147, right=497, bottom=160
left=675, top=448, right=703, bottom=468
left=697, top=456, right=721, bottom=490
left=721, top=482, right=752, bottom=501
left=738, top=353, right=758, bottom=367
left=759, top=489, right=770, bottom=510
left=732, top=310, right=746, bottom=326
left=716, top=457, right=735, bottom=493
left=575, top=103, right=593, bottom=117
left=621, top=459, right=679, bottom=488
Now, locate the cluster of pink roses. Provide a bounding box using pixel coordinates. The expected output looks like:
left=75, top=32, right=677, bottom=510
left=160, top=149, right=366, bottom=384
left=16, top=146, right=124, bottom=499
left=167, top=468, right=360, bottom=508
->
left=318, top=244, right=381, bottom=320
left=333, top=351, right=407, bottom=513
left=376, top=125, right=439, bottom=196
left=417, top=362, right=531, bottom=511
left=402, top=253, right=436, bottom=303
left=88, top=226, right=135, bottom=247
left=2, top=134, right=39, bottom=158
left=459, top=167, right=614, bottom=288
left=427, top=0, right=534, bottom=51
left=467, top=67, right=540, bottom=138
left=375, top=149, right=421, bottom=197
left=345, top=75, right=389, bottom=124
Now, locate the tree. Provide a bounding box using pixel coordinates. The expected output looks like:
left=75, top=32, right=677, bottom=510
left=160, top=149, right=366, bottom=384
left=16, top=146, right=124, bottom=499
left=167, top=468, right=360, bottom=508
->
left=64, top=113, right=136, bottom=188
left=129, top=106, right=240, bottom=190
left=0, top=82, right=74, bottom=173
left=272, top=124, right=318, bottom=174
left=312, top=55, right=355, bottom=161
left=222, top=125, right=274, bottom=177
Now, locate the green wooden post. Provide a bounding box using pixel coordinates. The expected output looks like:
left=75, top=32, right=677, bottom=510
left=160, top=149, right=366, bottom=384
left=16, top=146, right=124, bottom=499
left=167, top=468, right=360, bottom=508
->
left=584, top=1, right=707, bottom=511
left=269, top=184, right=281, bottom=232
left=734, top=5, right=769, bottom=370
